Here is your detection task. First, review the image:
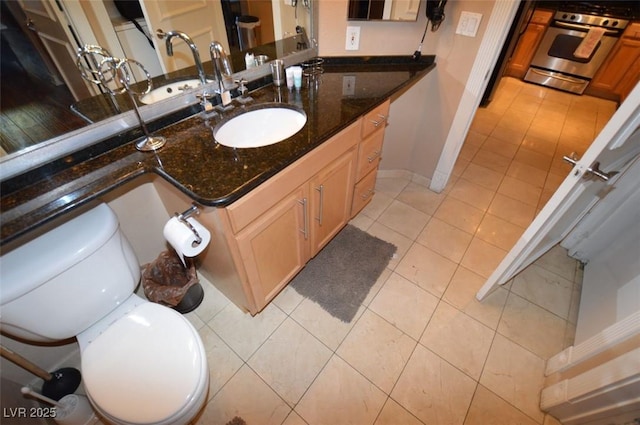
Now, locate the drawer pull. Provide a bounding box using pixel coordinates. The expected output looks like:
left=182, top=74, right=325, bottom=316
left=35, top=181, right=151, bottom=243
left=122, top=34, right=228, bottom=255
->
left=299, top=198, right=308, bottom=240
left=367, top=150, right=381, bottom=163
left=370, top=114, right=388, bottom=127
left=315, top=184, right=324, bottom=226
left=361, top=188, right=374, bottom=200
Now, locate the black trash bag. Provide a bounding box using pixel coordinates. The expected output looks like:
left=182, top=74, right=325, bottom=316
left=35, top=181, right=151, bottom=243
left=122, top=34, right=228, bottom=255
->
left=113, top=0, right=144, bottom=20
left=113, top=0, right=154, bottom=49
left=142, top=250, right=200, bottom=309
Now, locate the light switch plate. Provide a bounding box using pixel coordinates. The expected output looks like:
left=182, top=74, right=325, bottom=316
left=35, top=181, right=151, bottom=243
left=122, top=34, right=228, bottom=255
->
left=456, top=11, right=482, bottom=37
left=345, top=26, right=360, bottom=51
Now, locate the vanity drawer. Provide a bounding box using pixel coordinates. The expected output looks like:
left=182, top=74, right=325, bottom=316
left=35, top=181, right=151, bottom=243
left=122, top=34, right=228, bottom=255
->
left=361, top=100, right=390, bottom=139
left=351, top=168, right=377, bottom=217
left=356, top=129, right=384, bottom=181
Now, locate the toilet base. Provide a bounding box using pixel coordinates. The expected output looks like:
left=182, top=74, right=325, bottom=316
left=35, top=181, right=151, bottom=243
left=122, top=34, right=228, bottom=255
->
left=173, top=283, right=204, bottom=314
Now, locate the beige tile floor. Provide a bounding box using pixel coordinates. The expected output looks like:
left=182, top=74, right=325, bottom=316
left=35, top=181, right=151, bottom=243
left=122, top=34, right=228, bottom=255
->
left=186, top=78, right=617, bottom=425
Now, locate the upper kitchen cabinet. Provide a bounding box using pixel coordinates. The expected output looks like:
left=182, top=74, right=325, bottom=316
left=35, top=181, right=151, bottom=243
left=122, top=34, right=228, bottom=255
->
left=587, top=22, right=640, bottom=103
left=505, top=9, right=553, bottom=79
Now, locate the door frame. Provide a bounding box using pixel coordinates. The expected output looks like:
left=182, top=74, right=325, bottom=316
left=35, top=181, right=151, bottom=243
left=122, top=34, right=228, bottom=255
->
left=429, top=0, right=520, bottom=193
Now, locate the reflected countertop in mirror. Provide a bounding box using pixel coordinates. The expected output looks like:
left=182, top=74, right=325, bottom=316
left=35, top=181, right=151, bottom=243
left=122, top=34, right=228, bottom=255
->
left=1, top=55, right=436, bottom=246
left=0, top=0, right=316, bottom=171
left=71, top=34, right=311, bottom=124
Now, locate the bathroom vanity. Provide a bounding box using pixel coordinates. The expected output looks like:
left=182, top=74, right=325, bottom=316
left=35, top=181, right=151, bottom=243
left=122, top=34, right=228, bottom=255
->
left=154, top=98, right=390, bottom=313
left=1, top=56, right=434, bottom=314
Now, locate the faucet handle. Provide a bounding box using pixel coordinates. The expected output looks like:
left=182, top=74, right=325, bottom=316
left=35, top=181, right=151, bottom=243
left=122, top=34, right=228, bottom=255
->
left=196, top=92, right=215, bottom=101
left=156, top=28, right=166, bottom=39
left=233, top=79, right=253, bottom=104
left=234, top=79, right=249, bottom=96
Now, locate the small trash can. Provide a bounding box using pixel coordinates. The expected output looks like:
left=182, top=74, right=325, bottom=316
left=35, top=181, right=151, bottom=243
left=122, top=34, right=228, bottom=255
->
left=142, top=250, right=204, bottom=314
left=236, top=15, right=261, bottom=51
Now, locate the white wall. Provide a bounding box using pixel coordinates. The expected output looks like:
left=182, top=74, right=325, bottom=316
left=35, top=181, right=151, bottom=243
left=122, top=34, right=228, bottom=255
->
left=317, top=0, right=496, bottom=180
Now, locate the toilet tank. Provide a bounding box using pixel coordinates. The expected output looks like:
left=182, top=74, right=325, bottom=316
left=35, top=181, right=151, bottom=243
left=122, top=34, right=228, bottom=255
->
left=0, top=203, right=141, bottom=342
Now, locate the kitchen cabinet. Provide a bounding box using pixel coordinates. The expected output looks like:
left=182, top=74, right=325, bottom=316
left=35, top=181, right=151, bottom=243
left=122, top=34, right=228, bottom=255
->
left=587, top=22, right=640, bottom=103
left=505, top=9, right=553, bottom=79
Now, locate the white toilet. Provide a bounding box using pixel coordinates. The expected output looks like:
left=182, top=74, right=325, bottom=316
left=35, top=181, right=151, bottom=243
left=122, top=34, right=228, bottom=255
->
left=0, top=203, right=209, bottom=425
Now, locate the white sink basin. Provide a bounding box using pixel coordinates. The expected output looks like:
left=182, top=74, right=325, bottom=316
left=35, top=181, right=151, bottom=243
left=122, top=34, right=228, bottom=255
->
left=214, top=105, right=307, bottom=148
left=139, top=79, right=209, bottom=104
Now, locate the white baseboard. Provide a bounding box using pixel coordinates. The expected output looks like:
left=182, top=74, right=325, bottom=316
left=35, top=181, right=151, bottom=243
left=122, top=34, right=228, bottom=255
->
left=377, top=169, right=432, bottom=188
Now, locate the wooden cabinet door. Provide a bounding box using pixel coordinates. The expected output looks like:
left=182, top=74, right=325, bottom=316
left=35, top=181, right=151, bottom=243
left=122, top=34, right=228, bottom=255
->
left=616, top=54, right=640, bottom=102
left=590, top=36, right=640, bottom=96
left=236, top=186, right=309, bottom=308
left=309, top=149, right=356, bottom=256
left=506, top=22, right=546, bottom=78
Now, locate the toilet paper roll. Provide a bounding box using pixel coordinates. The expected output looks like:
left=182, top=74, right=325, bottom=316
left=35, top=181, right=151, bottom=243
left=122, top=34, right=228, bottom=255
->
left=163, top=216, right=211, bottom=266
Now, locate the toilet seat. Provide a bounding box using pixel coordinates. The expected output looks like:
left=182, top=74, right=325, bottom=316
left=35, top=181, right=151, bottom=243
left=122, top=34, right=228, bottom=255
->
left=81, top=302, right=208, bottom=424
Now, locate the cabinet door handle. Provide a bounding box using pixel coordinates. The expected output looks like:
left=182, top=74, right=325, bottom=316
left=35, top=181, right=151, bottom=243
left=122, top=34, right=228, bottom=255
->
left=315, top=184, right=324, bottom=226
left=361, top=188, right=374, bottom=200
left=367, top=150, right=381, bottom=163
left=299, top=198, right=308, bottom=240
left=370, top=114, right=387, bottom=127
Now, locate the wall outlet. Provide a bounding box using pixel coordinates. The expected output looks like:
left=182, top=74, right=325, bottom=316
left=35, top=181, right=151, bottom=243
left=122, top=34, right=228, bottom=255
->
left=345, top=26, right=360, bottom=51
left=342, top=76, right=356, bottom=96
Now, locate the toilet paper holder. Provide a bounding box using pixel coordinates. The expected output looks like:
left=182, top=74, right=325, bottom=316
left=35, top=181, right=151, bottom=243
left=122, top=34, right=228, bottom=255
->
left=175, top=204, right=202, bottom=246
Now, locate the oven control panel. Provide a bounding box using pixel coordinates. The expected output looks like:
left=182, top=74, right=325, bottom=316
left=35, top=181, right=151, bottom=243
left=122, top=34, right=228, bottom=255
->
left=554, top=11, right=629, bottom=31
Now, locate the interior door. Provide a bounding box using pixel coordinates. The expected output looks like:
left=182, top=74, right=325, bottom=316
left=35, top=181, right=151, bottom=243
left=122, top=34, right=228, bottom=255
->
left=389, top=0, right=420, bottom=21
left=18, top=0, right=93, bottom=100
left=139, top=0, right=228, bottom=75
left=476, top=84, right=640, bottom=300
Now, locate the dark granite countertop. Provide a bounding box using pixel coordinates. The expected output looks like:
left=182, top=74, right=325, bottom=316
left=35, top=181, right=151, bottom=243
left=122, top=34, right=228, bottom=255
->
left=0, top=56, right=435, bottom=246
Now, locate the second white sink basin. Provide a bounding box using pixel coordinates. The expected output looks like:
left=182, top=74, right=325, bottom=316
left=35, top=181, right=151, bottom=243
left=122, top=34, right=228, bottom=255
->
left=214, top=104, right=307, bottom=148
left=139, top=79, right=209, bottom=104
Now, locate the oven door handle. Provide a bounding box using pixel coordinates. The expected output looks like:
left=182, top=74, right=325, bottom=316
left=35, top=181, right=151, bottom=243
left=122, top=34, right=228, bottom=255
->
left=529, top=68, right=587, bottom=84
left=554, top=21, right=618, bottom=36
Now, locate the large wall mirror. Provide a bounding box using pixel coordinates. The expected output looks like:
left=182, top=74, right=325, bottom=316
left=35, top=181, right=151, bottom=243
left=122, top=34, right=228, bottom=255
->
left=348, top=0, right=420, bottom=21
left=0, top=0, right=316, bottom=180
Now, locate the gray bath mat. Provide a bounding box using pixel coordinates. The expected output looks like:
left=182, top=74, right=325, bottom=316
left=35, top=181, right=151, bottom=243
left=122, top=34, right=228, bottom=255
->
left=291, top=224, right=396, bottom=322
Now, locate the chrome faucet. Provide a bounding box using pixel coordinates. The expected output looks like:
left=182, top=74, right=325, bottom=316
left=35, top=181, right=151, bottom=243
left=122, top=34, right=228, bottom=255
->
left=164, top=30, right=207, bottom=85
left=209, top=41, right=233, bottom=94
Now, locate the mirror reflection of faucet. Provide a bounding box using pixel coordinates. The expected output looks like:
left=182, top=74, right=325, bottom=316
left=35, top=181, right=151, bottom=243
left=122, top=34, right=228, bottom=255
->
left=160, top=30, right=236, bottom=110
left=163, top=30, right=208, bottom=86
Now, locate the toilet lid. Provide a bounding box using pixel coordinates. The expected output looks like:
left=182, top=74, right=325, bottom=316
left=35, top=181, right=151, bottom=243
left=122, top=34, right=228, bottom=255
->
left=82, top=303, right=205, bottom=424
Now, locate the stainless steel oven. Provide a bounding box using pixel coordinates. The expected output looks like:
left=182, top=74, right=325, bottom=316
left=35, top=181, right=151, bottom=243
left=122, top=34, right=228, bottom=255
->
left=525, top=6, right=631, bottom=94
